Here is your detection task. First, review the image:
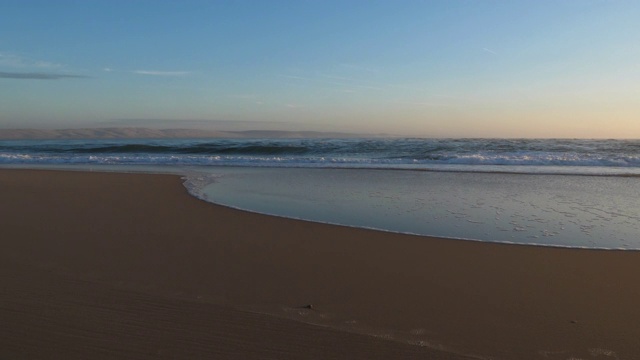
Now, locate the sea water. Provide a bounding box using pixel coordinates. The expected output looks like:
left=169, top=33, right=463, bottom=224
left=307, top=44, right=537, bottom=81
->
left=3, top=138, right=640, bottom=173
left=2, top=138, right=639, bottom=249
left=189, top=167, right=640, bottom=249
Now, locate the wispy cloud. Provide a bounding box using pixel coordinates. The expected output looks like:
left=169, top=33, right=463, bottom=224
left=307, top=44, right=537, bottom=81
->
left=483, top=47, right=498, bottom=55
left=133, top=70, right=190, bottom=76
left=0, top=71, right=88, bottom=80
left=101, top=68, right=191, bottom=77
left=281, top=75, right=309, bottom=81
left=0, top=52, right=63, bottom=68
left=281, top=74, right=383, bottom=91
left=318, top=73, right=385, bottom=90
left=319, top=74, right=357, bottom=82
left=339, top=63, right=380, bottom=73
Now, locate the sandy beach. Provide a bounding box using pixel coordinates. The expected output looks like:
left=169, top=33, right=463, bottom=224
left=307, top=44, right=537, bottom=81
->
left=2, top=169, right=639, bottom=359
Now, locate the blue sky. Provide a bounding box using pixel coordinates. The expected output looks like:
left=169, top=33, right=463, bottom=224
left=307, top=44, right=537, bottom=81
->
left=1, top=0, right=639, bottom=137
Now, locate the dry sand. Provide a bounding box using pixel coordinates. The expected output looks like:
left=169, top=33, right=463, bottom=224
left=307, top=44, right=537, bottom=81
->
left=1, top=169, right=639, bottom=359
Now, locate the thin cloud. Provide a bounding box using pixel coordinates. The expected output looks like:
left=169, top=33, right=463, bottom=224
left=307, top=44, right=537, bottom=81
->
left=339, top=63, right=380, bottom=73
left=0, top=53, right=63, bottom=68
left=281, top=74, right=309, bottom=81
left=319, top=74, right=358, bottom=82
left=0, top=71, right=88, bottom=80
left=133, top=70, right=190, bottom=76
left=280, top=74, right=383, bottom=91
left=319, top=73, right=384, bottom=91
left=483, top=48, right=498, bottom=55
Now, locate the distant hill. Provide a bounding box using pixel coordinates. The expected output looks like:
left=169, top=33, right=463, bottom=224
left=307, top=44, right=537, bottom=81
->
left=0, top=128, right=372, bottom=140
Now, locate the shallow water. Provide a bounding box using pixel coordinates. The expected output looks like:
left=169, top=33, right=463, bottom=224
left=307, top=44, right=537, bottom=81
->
left=194, top=167, right=640, bottom=249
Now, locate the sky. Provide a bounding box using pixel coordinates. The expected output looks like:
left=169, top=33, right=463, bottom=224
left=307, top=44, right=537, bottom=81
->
left=1, top=0, right=639, bottom=138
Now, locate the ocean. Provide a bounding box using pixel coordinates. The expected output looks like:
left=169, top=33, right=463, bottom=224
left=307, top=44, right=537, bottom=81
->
left=2, top=138, right=639, bottom=249
left=3, top=138, right=640, bottom=174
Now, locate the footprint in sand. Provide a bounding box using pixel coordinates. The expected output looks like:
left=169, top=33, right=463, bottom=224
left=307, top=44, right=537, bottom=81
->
left=588, top=348, right=619, bottom=359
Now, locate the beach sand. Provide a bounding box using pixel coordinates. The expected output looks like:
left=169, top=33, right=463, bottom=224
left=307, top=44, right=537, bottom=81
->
left=1, top=169, right=639, bottom=359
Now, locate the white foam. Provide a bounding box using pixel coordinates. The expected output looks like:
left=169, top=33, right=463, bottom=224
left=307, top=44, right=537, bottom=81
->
left=181, top=172, right=223, bottom=202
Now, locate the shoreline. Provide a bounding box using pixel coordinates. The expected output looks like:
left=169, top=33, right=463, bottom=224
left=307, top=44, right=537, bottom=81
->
left=4, top=161, right=640, bottom=177
left=192, top=195, right=640, bottom=252
left=2, top=168, right=640, bottom=359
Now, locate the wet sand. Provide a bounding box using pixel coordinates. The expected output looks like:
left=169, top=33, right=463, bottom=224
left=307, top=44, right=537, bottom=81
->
left=1, top=169, right=639, bottom=359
